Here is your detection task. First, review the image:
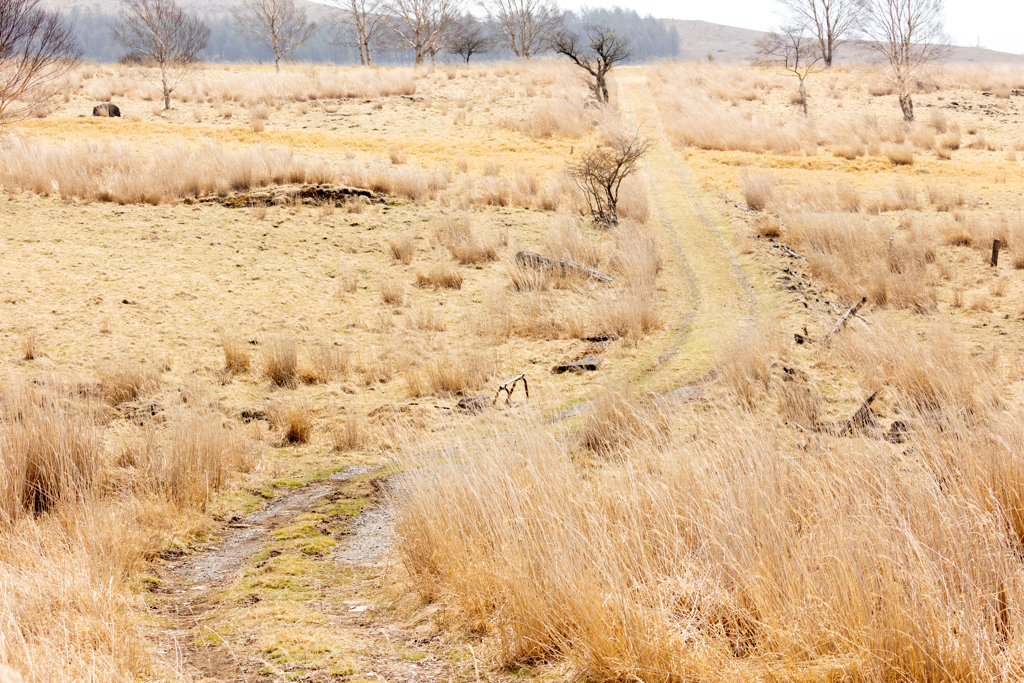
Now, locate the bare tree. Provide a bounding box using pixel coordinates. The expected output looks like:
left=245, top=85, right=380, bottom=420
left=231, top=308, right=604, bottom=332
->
left=552, top=25, right=631, bottom=104
left=857, top=0, right=950, bottom=121
left=111, top=0, right=210, bottom=110
left=383, top=0, right=462, bottom=66
left=0, top=0, right=79, bottom=122
left=777, top=0, right=856, bottom=67
left=325, top=0, right=387, bottom=66
left=233, top=0, right=318, bottom=72
left=483, top=0, right=562, bottom=59
left=570, top=131, right=651, bottom=226
left=755, top=26, right=821, bottom=115
left=446, top=13, right=493, bottom=63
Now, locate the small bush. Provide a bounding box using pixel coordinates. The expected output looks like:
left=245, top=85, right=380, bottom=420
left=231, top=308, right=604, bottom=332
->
left=332, top=414, right=363, bottom=452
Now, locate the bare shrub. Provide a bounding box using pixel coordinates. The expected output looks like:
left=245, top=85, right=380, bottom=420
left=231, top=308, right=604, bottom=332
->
left=388, top=233, right=415, bottom=264
left=221, top=334, right=252, bottom=373
left=570, top=131, right=651, bottom=225
left=262, top=337, right=298, bottom=387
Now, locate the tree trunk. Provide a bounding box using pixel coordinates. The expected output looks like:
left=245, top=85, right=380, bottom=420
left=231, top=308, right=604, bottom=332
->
left=275, top=55, right=281, bottom=72
left=824, top=36, right=833, bottom=68
left=164, top=90, right=170, bottom=110
left=414, top=45, right=424, bottom=65
left=799, top=78, right=808, bottom=116
left=899, top=91, right=914, bottom=121
left=595, top=74, right=608, bottom=103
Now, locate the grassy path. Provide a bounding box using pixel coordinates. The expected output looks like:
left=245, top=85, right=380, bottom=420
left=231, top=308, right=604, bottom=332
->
left=617, top=69, right=762, bottom=391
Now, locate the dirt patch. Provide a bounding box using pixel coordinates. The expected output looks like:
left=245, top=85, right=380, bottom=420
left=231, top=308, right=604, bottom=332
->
left=174, top=465, right=376, bottom=586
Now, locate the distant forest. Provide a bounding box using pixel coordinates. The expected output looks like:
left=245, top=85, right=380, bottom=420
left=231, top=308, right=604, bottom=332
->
left=65, top=6, right=678, bottom=66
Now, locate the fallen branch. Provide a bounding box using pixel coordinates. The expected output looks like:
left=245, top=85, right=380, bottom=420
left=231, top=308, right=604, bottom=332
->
left=821, top=297, right=867, bottom=345
left=494, top=374, right=529, bottom=405
left=515, top=251, right=613, bottom=283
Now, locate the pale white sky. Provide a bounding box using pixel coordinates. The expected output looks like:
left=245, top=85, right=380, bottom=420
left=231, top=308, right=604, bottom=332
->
left=561, top=0, right=1024, bottom=55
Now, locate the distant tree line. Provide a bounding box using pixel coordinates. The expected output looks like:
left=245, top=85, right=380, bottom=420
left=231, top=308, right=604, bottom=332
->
left=64, top=3, right=677, bottom=66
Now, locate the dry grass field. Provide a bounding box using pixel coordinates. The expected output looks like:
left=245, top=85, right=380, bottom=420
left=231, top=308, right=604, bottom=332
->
left=3, top=57, right=1024, bottom=683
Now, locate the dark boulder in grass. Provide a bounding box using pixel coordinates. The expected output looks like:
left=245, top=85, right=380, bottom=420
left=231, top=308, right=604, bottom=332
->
left=93, top=103, right=121, bottom=117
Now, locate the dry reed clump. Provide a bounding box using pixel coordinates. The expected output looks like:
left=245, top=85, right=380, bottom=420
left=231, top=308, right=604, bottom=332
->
left=388, top=233, right=415, bottom=264
left=380, top=278, right=407, bottom=306
left=718, top=322, right=787, bottom=409
left=616, top=174, right=650, bottom=223
left=576, top=383, right=669, bottom=456
left=505, top=97, right=592, bottom=139
left=830, top=322, right=1001, bottom=420
left=482, top=289, right=586, bottom=341
left=221, top=334, right=252, bottom=373
left=884, top=144, right=915, bottom=165
left=929, top=185, right=967, bottom=212
left=267, top=398, right=312, bottom=444
left=0, top=381, right=101, bottom=520
left=405, top=351, right=495, bottom=398
left=545, top=215, right=602, bottom=268
left=433, top=214, right=499, bottom=265
left=396, top=390, right=1024, bottom=683
left=301, top=342, right=350, bottom=384
left=783, top=211, right=937, bottom=310
left=407, top=306, right=446, bottom=332
left=98, top=362, right=161, bottom=407
left=739, top=171, right=777, bottom=211
left=261, top=337, right=298, bottom=387
left=608, top=220, right=661, bottom=287
left=19, top=331, right=38, bottom=361
left=588, top=289, right=659, bottom=344
left=331, top=414, right=363, bottom=452
left=176, top=66, right=416, bottom=105
left=416, top=263, right=463, bottom=290
left=160, top=411, right=257, bottom=506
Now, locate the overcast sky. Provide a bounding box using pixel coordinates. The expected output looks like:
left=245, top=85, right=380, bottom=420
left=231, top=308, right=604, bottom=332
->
left=560, top=0, right=1024, bottom=56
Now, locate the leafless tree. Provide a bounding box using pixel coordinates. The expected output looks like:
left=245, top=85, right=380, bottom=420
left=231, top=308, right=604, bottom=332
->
left=755, top=26, right=821, bottom=115
left=570, top=131, right=651, bottom=226
left=777, top=0, right=856, bottom=67
left=383, top=0, right=462, bottom=66
left=111, top=0, right=210, bottom=110
left=857, top=0, right=950, bottom=121
left=483, top=0, right=562, bottom=59
left=446, top=13, right=493, bottom=63
left=0, top=0, right=79, bottom=122
left=552, top=25, right=631, bottom=104
left=325, top=0, right=387, bottom=66
left=233, top=0, right=318, bottom=72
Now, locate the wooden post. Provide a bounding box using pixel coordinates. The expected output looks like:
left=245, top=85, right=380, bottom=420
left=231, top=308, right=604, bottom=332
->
left=992, top=239, right=1001, bottom=267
